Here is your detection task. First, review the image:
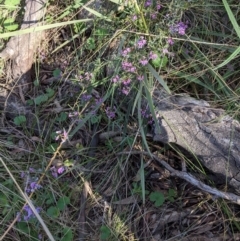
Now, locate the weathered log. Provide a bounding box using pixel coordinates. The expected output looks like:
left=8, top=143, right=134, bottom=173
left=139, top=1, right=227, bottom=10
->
left=0, top=0, right=47, bottom=96
left=152, top=89, right=240, bottom=192
left=0, top=0, right=47, bottom=127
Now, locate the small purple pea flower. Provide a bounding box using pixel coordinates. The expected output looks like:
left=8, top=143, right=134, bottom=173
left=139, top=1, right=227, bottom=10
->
left=106, top=107, right=116, bottom=119
left=139, top=58, right=148, bottom=66
left=167, top=37, right=174, bottom=45
left=136, top=36, right=147, bottom=49
left=149, top=52, right=158, bottom=60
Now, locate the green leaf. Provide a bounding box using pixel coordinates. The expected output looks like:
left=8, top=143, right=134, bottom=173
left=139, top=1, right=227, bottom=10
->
left=90, top=115, right=101, bottom=124
left=64, top=159, right=74, bottom=167
left=26, top=99, right=34, bottom=105
left=56, top=112, right=68, bottom=122
left=167, top=189, right=177, bottom=202
left=4, top=0, right=20, bottom=10
left=47, top=206, right=59, bottom=218
left=0, top=194, right=8, bottom=206
left=61, top=227, right=73, bottom=241
left=4, top=18, right=18, bottom=31
left=17, top=222, right=30, bottom=234
left=149, top=192, right=165, bottom=207
left=151, top=54, right=168, bottom=68
left=100, top=225, right=111, bottom=240
left=47, top=143, right=58, bottom=153
left=14, top=115, right=26, bottom=126
left=34, top=94, right=48, bottom=105
left=53, top=68, right=61, bottom=78
left=57, top=196, right=70, bottom=211
left=46, top=88, right=55, bottom=98
left=46, top=198, right=54, bottom=205
left=94, top=28, right=108, bottom=40
left=86, top=37, right=95, bottom=50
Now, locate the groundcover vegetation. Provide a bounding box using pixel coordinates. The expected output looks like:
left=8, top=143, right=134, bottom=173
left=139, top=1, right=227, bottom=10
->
left=0, top=0, right=240, bottom=240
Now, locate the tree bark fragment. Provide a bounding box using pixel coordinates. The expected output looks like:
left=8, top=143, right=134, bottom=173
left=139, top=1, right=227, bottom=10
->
left=152, top=89, right=240, bottom=192
left=0, top=0, right=47, bottom=122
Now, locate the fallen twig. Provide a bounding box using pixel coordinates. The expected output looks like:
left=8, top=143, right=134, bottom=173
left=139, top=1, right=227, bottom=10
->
left=119, top=151, right=240, bottom=205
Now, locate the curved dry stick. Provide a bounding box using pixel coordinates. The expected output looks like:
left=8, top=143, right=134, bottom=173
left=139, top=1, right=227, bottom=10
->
left=120, top=151, right=240, bottom=205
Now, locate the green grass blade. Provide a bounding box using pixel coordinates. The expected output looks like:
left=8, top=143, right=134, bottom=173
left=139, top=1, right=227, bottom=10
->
left=140, top=154, right=146, bottom=205
left=214, top=45, right=240, bottom=70
left=83, top=6, right=112, bottom=22
left=107, top=0, right=123, bottom=4
left=132, top=79, right=144, bottom=115
left=147, top=63, right=171, bottom=94
left=137, top=89, right=151, bottom=156
left=222, top=0, right=240, bottom=38
left=175, top=71, right=220, bottom=97
left=0, top=19, right=92, bottom=38
left=214, top=0, right=240, bottom=70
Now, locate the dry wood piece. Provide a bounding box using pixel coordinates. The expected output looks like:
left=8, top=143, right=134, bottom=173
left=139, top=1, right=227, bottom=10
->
left=152, top=89, right=240, bottom=192
left=0, top=0, right=47, bottom=126
left=0, top=0, right=47, bottom=95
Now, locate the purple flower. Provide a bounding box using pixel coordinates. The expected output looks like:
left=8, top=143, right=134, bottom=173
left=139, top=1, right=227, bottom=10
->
left=122, top=61, right=132, bottom=70
left=139, top=57, right=148, bottom=66
left=132, top=15, right=137, bottom=21
left=178, top=22, right=188, bottom=35
left=136, top=36, right=147, bottom=49
left=16, top=212, right=21, bottom=221
left=23, top=205, right=41, bottom=221
left=106, top=107, right=116, bottom=119
left=137, top=75, right=144, bottom=81
left=145, top=0, right=152, bottom=7
left=122, top=86, right=131, bottom=95
left=50, top=166, right=58, bottom=178
left=129, top=67, right=136, bottom=73
left=167, top=37, right=174, bottom=45
left=62, top=129, right=68, bottom=143
left=29, top=168, right=35, bottom=173
left=55, top=128, right=69, bottom=143
left=29, top=182, right=42, bottom=192
left=57, top=166, right=65, bottom=174
left=81, top=94, right=92, bottom=102
left=149, top=52, right=158, bottom=60
left=95, top=97, right=103, bottom=105
left=156, top=4, right=161, bottom=10
left=151, top=13, right=157, bottom=19
left=84, top=72, right=93, bottom=81
left=169, top=22, right=188, bottom=35
left=122, top=78, right=131, bottom=86
left=112, top=75, right=120, bottom=83
left=20, top=172, right=25, bottom=178
left=121, top=48, right=131, bottom=57
left=162, top=48, right=169, bottom=54
left=122, top=61, right=136, bottom=73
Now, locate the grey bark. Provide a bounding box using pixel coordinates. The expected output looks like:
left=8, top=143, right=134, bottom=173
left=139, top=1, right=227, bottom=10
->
left=152, top=89, right=240, bottom=192
left=0, top=0, right=47, bottom=121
